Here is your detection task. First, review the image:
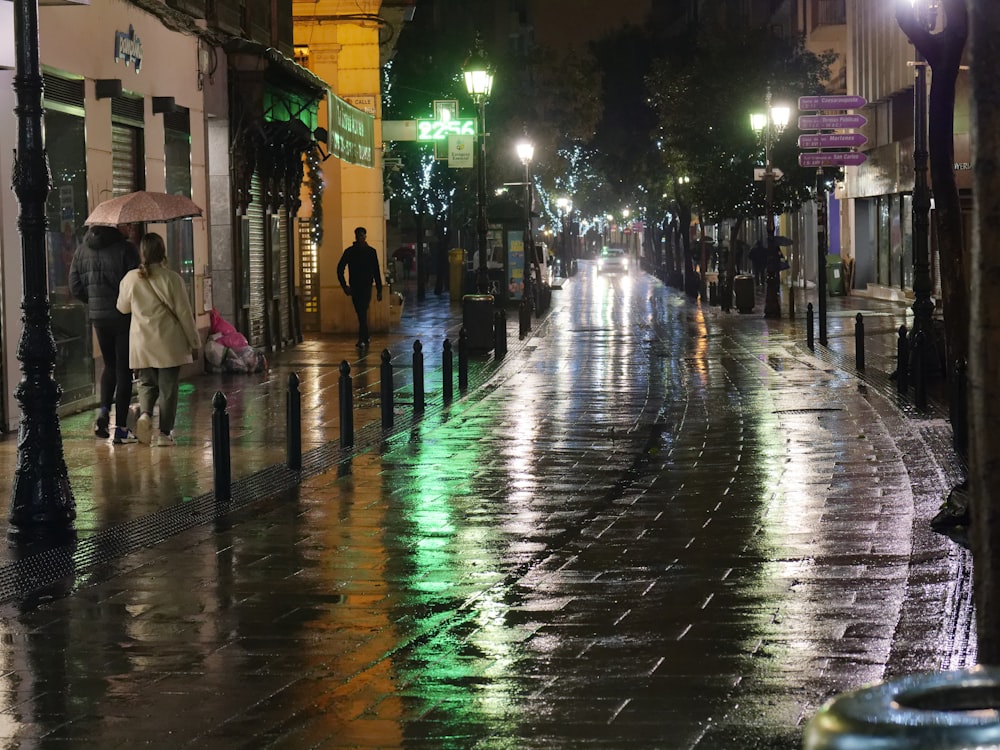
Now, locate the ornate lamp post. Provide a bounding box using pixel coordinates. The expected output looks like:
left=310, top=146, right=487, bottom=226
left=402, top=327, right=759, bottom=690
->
left=463, top=36, right=495, bottom=294
left=908, top=0, right=938, bottom=404
left=750, top=89, right=790, bottom=318
left=516, top=140, right=534, bottom=338
left=8, top=0, right=76, bottom=539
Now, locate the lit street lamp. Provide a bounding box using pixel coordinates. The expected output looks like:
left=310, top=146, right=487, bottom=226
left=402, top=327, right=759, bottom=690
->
left=908, top=0, right=938, bottom=408
left=463, top=36, right=495, bottom=294
left=750, top=89, right=790, bottom=318
left=516, top=140, right=534, bottom=338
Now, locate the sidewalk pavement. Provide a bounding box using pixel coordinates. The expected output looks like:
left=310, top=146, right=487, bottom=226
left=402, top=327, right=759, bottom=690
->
left=0, top=276, right=951, bottom=565
left=0, top=269, right=972, bottom=748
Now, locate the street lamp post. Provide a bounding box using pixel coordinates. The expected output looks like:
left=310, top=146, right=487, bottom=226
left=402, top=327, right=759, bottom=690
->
left=8, top=0, right=76, bottom=538
left=909, top=0, right=937, bottom=407
left=516, top=140, right=534, bottom=338
left=463, top=36, right=494, bottom=295
left=750, top=89, right=790, bottom=319
left=557, top=197, right=573, bottom=277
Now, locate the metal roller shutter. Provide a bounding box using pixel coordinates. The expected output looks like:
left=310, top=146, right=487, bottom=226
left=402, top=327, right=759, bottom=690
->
left=246, top=174, right=266, bottom=347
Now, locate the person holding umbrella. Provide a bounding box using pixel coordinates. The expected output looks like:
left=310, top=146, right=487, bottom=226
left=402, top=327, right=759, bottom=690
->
left=69, top=223, right=140, bottom=443
left=116, top=232, right=201, bottom=446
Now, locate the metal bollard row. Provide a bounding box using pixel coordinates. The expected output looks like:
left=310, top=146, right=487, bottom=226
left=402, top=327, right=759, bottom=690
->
left=854, top=313, right=865, bottom=371
left=287, top=373, right=301, bottom=471
left=212, top=391, right=231, bottom=502
left=380, top=349, right=394, bottom=430
left=458, top=328, right=469, bottom=392
left=442, top=338, right=454, bottom=404
left=339, top=360, right=354, bottom=448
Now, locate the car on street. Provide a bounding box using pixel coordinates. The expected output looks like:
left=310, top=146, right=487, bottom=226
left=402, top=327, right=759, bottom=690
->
left=597, top=246, right=628, bottom=274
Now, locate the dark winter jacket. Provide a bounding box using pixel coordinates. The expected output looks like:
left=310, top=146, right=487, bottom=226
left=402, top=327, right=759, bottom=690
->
left=336, top=241, right=383, bottom=298
left=69, top=226, right=140, bottom=323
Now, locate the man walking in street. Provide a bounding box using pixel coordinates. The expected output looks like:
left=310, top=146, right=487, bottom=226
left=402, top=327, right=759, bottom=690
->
left=337, top=227, right=383, bottom=349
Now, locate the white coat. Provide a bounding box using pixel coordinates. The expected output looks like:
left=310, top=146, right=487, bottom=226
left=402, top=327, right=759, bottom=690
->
left=117, top=263, right=200, bottom=369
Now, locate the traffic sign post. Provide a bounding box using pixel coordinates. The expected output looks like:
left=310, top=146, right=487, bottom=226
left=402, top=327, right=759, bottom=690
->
left=798, top=95, right=867, bottom=110
left=798, top=114, right=868, bottom=130
left=797, top=133, right=868, bottom=149
left=798, top=151, right=868, bottom=168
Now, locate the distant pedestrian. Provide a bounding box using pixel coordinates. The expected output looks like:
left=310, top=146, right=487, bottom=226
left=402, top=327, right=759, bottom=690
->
left=116, top=232, right=201, bottom=447
left=337, top=227, right=383, bottom=349
left=69, top=224, right=140, bottom=443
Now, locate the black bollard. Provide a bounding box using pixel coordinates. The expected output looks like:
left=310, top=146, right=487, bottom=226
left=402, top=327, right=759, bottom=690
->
left=807, top=302, right=815, bottom=351
left=896, top=325, right=909, bottom=394
left=286, top=372, right=301, bottom=471
left=339, top=360, right=354, bottom=448
left=380, top=349, right=394, bottom=430
left=458, top=327, right=469, bottom=392
left=494, top=308, right=507, bottom=358
left=413, top=340, right=425, bottom=413
left=912, top=330, right=927, bottom=411
left=442, top=338, right=453, bottom=404
left=211, top=391, right=231, bottom=502
left=855, top=313, right=865, bottom=371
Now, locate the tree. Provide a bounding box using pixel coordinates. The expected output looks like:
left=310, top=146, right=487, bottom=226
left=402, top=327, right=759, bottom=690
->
left=646, top=22, right=834, bottom=304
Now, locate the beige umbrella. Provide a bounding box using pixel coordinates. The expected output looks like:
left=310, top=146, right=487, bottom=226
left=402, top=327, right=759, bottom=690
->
left=84, top=190, right=202, bottom=226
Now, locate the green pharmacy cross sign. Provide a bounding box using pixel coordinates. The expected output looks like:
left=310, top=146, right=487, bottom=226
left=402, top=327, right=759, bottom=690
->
left=416, top=99, right=476, bottom=142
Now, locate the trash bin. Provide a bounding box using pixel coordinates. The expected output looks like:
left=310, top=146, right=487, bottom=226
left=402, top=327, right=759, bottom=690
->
left=733, top=274, right=755, bottom=313
left=449, top=249, right=466, bottom=302
left=804, top=666, right=1000, bottom=749
left=462, top=294, right=494, bottom=352
left=826, top=254, right=845, bottom=297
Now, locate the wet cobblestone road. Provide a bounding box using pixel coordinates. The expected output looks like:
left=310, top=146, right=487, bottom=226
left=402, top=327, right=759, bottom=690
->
left=0, top=266, right=970, bottom=748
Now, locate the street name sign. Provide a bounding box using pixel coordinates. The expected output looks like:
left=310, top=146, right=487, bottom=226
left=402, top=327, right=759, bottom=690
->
left=798, top=114, right=868, bottom=129
left=798, top=133, right=868, bottom=148
left=799, top=151, right=868, bottom=167
left=798, top=95, right=868, bottom=110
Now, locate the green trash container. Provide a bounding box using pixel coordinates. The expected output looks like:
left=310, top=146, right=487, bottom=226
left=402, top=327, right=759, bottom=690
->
left=826, top=255, right=845, bottom=297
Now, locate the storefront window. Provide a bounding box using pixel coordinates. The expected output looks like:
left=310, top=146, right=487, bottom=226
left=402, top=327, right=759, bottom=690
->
left=44, top=102, right=94, bottom=404
left=901, top=194, right=913, bottom=290
left=164, top=111, right=194, bottom=306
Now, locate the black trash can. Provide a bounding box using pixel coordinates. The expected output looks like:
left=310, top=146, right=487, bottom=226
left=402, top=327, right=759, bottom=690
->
left=733, top=275, right=755, bottom=313
left=462, top=294, right=495, bottom=352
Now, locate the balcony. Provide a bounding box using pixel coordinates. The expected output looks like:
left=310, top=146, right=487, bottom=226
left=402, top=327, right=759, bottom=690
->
left=812, top=0, right=846, bottom=30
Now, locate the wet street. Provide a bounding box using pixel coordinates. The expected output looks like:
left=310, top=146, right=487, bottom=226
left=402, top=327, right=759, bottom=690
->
left=0, top=265, right=971, bottom=748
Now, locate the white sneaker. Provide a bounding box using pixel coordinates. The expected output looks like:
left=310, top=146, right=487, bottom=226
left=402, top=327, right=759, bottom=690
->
left=136, top=412, right=153, bottom=445
left=126, top=404, right=140, bottom=433
left=155, top=433, right=175, bottom=447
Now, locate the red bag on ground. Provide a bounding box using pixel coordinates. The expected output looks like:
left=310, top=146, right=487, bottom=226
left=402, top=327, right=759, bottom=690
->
left=210, top=307, right=249, bottom=350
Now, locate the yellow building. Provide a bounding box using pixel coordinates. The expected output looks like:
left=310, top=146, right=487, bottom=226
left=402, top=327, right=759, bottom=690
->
left=293, top=1, right=415, bottom=334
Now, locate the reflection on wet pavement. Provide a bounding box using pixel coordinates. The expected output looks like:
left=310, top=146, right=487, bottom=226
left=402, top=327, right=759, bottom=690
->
left=0, top=267, right=969, bottom=748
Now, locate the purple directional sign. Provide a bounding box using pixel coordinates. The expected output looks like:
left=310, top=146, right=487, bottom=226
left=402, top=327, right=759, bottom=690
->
left=798, top=133, right=868, bottom=148
left=798, top=95, right=868, bottom=110
left=798, top=114, right=868, bottom=129
left=798, top=151, right=868, bottom=168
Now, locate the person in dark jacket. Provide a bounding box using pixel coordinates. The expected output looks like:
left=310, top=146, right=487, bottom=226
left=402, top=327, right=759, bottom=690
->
left=336, top=227, right=383, bottom=348
left=69, top=224, right=140, bottom=443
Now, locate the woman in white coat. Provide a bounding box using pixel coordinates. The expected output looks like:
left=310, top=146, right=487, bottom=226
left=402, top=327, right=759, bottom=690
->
left=116, top=232, right=201, bottom=446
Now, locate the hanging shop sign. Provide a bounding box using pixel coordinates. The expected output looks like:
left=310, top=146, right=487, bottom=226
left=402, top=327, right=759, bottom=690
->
left=329, top=93, right=374, bottom=168
left=114, top=25, right=143, bottom=72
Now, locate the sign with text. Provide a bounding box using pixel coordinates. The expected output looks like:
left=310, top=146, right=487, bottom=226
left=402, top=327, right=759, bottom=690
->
left=798, top=133, right=868, bottom=149
left=798, top=95, right=867, bottom=110
left=416, top=118, right=476, bottom=141
left=799, top=151, right=868, bottom=167
left=799, top=114, right=867, bottom=130
left=448, top=135, right=474, bottom=168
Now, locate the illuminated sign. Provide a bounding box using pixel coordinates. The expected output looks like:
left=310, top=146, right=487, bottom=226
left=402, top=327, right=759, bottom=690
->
left=417, top=99, right=475, bottom=142
left=416, top=117, right=476, bottom=141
